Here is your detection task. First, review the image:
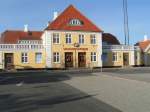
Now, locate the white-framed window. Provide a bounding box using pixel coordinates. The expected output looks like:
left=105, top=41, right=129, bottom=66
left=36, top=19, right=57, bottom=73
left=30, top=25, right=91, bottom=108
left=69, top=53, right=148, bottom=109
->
left=69, top=19, right=83, bottom=26
left=91, top=52, right=97, bottom=62
left=21, top=53, right=28, bottom=63
left=35, top=53, right=42, bottom=63
left=53, top=52, right=60, bottom=63
left=53, top=33, right=60, bottom=44
left=79, top=34, right=84, bottom=44
left=66, top=34, right=72, bottom=44
left=112, top=52, right=118, bottom=62
left=90, top=34, right=96, bottom=44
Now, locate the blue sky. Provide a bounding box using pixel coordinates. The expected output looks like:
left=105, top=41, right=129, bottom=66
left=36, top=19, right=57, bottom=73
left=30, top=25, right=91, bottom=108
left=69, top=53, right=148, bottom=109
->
left=0, top=0, right=150, bottom=44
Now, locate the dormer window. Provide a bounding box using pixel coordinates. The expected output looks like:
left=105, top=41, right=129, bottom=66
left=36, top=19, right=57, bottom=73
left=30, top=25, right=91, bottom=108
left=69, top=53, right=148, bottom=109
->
left=69, top=19, right=83, bottom=26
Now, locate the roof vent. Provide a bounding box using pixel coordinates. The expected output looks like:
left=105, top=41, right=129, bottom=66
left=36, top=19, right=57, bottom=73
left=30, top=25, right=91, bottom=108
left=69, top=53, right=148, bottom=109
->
left=24, top=24, right=28, bottom=32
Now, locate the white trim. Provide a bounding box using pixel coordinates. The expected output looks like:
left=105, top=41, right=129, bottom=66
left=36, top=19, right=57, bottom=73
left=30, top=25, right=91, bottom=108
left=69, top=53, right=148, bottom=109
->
left=91, top=52, right=97, bottom=62
left=97, top=33, right=102, bottom=67
left=35, top=52, right=42, bottom=64
left=130, top=51, right=135, bottom=66
left=65, top=33, right=72, bottom=44
left=79, top=34, right=85, bottom=45
left=42, top=31, right=52, bottom=68
left=45, top=30, right=102, bottom=34
left=112, top=52, right=118, bottom=62
left=21, top=52, right=28, bottom=64
left=53, top=52, right=60, bottom=63
left=52, top=33, right=60, bottom=44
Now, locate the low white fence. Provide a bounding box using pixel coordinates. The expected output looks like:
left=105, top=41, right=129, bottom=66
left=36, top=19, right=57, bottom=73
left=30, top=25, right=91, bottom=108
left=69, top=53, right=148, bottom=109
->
left=103, top=45, right=140, bottom=51
left=0, top=44, right=44, bottom=51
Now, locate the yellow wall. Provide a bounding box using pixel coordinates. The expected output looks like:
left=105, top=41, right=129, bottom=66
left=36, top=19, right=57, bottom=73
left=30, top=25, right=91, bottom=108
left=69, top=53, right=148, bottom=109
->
left=145, top=50, right=150, bottom=66
left=2, top=50, right=46, bottom=69
left=103, top=51, right=133, bottom=67
left=0, top=52, right=3, bottom=69
left=134, top=51, right=143, bottom=66
left=51, top=32, right=100, bottom=68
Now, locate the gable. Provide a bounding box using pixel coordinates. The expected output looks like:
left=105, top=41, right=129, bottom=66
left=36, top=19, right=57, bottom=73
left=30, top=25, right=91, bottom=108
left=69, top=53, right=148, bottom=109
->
left=46, top=5, right=102, bottom=32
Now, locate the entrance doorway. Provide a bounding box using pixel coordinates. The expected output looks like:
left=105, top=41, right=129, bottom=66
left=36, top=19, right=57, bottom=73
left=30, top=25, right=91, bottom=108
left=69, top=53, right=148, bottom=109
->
left=4, top=53, right=14, bottom=70
left=123, top=53, right=129, bottom=66
left=65, top=52, right=73, bottom=68
left=78, top=52, right=86, bottom=67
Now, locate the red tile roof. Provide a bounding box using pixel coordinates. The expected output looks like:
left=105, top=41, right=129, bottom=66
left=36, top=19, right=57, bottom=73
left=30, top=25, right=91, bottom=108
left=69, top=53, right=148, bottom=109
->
left=0, top=30, right=43, bottom=44
left=135, top=40, right=150, bottom=51
left=46, top=5, right=102, bottom=32
left=102, top=33, right=120, bottom=45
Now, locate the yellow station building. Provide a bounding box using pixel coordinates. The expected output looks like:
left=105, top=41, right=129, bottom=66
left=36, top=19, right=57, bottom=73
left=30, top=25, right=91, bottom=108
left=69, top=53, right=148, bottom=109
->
left=42, top=5, right=103, bottom=69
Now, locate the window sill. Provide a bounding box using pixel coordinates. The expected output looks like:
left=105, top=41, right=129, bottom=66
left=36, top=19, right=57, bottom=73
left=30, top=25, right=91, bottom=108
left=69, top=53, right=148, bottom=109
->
left=91, top=61, right=97, bottom=63
left=22, top=62, right=29, bottom=64
left=53, top=62, right=61, bottom=64
left=53, top=43, right=61, bottom=45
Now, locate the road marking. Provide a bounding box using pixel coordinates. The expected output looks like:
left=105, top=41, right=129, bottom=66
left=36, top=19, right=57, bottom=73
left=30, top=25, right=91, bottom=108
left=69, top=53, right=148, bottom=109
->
left=16, top=81, right=24, bottom=87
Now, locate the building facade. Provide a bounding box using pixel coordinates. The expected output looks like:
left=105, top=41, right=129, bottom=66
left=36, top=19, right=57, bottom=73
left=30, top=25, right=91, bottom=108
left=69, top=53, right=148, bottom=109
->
left=0, top=30, right=46, bottom=70
left=42, top=5, right=103, bottom=69
left=1, top=4, right=149, bottom=70
left=102, top=33, right=135, bottom=67
left=135, top=36, right=150, bottom=66
left=0, top=5, right=103, bottom=70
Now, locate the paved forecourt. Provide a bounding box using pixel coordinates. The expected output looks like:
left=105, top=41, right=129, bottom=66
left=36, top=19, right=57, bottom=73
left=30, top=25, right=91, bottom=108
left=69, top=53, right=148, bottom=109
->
left=64, top=71, right=150, bottom=112
left=0, top=71, right=121, bottom=112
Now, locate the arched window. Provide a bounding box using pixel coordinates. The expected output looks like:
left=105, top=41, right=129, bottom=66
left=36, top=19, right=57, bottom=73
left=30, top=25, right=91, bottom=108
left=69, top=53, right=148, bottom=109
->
left=69, top=19, right=83, bottom=26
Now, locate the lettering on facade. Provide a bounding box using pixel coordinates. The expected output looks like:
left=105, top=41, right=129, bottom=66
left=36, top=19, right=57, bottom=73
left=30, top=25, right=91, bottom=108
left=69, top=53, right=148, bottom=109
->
left=63, top=48, right=88, bottom=51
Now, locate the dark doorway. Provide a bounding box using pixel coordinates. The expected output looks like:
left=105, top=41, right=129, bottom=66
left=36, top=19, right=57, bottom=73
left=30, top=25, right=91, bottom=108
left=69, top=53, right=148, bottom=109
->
left=123, top=53, right=129, bottom=66
left=65, top=52, right=73, bottom=68
left=78, top=52, right=86, bottom=68
left=4, top=53, right=14, bottom=70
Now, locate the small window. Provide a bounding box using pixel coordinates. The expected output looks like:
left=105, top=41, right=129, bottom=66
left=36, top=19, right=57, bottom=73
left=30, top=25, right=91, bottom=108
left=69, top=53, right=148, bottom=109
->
left=66, top=34, right=72, bottom=44
left=53, top=33, right=60, bottom=44
left=35, top=53, right=42, bottom=63
left=53, top=52, right=60, bottom=63
left=112, top=52, right=118, bottom=62
left=69, top=19, right=83, bottom=26
left=91, top=52, right=97, bottom=62
left=79, top=34, right=84, bottom=44
left=90, top=35, right=96, bottom=44
left=21, top=53, right=28, bottom=63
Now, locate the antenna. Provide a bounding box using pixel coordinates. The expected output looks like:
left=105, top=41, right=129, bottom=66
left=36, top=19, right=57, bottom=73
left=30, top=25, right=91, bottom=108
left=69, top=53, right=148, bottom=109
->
left=123, top=0, right=130, bottom=45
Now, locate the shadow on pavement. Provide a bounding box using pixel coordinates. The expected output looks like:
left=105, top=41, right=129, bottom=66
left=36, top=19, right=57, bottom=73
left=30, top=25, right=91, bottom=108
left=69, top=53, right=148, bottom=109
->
left=0, top=72, right=71, bottom=85
left=0, top=71, right=122, bottom=112
left=0, top=93, right=122, bottom=112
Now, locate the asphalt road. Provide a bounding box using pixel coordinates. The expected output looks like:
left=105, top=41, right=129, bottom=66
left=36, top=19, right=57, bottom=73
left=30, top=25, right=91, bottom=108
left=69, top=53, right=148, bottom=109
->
left=0, top=71, right=121, bottom=112
left=103, top=67, right=150, bottom=83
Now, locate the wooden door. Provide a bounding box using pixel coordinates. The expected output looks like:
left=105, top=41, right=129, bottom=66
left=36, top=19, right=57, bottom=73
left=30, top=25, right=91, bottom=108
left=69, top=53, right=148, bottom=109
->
left=65, top=52, right=73, bottom=68
left=4, top=53, right=14, bottom=70
left=78, top=52, right=86, bottom=67
left=123, top=53, right=129, bottom=66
